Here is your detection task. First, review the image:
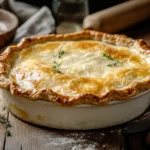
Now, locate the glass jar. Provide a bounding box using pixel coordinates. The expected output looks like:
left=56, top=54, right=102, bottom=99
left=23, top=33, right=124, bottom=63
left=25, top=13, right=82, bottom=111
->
left=52, top=0, right=89, bottom=34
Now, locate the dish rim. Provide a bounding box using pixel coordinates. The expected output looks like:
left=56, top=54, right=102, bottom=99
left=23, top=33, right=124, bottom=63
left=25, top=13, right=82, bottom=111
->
left=0, top=9, right=18, bottom=35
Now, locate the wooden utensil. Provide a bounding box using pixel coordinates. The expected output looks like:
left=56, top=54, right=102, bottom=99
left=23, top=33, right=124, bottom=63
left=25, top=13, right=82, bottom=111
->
left=83, top=0, right=150, bottom=33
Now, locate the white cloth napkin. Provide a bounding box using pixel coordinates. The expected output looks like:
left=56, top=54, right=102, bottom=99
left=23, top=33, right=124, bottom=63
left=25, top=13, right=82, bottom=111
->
left=13, top=6, right=55, bottom=43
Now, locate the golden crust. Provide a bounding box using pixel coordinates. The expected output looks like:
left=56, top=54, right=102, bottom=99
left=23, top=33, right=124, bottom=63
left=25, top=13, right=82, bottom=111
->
left=0, top=30, right=150, bottom=106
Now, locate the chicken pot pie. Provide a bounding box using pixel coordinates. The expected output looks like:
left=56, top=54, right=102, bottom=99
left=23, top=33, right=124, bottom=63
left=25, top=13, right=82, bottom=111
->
left=0, top=30, right=150, bottom=106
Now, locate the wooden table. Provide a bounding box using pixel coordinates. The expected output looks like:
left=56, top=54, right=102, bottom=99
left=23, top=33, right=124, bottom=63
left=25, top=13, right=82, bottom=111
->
left=1, top=19, right=150, bottom=150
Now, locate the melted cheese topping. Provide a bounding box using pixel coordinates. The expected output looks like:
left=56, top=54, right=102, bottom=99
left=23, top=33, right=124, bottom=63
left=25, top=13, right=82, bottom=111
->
left=10, top=41, right=150, bottom=97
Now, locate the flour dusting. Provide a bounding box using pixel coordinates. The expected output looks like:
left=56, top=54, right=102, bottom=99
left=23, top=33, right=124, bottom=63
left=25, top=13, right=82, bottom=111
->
left=48, top=137, right=85, bottom=145
left=72, top=144, right=96, bottom=150
left=33, top=131, right=98, bottom=149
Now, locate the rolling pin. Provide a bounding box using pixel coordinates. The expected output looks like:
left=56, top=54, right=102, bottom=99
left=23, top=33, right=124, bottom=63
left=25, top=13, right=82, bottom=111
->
left=83, top=0, right=150, bottom=33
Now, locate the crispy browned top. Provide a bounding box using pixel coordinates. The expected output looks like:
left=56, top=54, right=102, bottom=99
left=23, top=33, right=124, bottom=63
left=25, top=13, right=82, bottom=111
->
left=0, top=30, right=150, bottom=106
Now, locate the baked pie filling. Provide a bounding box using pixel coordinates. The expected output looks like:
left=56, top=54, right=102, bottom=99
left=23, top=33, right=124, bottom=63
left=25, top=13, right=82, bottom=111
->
left=0, top=30, right=150, bottom=106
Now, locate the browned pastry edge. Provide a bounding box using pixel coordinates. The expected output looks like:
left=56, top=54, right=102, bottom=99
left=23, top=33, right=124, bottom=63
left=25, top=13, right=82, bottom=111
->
left=0, top=30, right=150, bottom=106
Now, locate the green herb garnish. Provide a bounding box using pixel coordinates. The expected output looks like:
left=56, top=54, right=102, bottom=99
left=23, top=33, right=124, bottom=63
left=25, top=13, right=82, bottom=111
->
left=6, top=121, right=12, bottom=129
left=52, top=61, right=61, bottom=73
left=59, top=50, right=64, bottom=58
left=0, top=115, right=12, bottom=137
left=2, top=106, right=6, bottom=111
left=6, top=130, right=12, bottom=136
left=107, top=61, right=119, bottom=67
left=103, top=53, right=115, bottom=60
left=103, top=53, right=120, bottom=67
left=0, top=117, right=7, bottom=124
left=52, top=50, right=65, bottom=73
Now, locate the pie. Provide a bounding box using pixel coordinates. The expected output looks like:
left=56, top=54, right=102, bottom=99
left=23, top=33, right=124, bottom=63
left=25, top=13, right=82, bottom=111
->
left=0, top=30, right=150, bottom=106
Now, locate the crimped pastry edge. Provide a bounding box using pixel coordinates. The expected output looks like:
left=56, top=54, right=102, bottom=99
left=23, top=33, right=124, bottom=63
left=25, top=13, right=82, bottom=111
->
left=0, top=30, right=150, bottom=106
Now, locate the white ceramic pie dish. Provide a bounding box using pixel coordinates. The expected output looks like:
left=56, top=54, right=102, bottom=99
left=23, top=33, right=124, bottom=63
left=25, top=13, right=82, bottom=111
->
left=1, top=89, right=150, bottom=130
left=1, top=30, right=150, bottom=130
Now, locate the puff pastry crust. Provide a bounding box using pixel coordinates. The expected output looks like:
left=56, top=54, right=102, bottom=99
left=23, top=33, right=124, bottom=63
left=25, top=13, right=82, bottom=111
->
left=0, top=30, right=150, bottom=106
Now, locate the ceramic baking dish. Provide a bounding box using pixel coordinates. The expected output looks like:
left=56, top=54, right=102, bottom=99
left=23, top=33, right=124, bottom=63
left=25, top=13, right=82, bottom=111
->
left=1, top=30, right=150, bottom=130
left=1, top=89, right=150, bottom=130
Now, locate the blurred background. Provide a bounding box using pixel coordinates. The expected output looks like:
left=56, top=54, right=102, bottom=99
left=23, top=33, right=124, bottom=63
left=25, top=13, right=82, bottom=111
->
left=0, top=0, right=150, bottom=47
left=18, top=0, right=127, bottom=13
left=14, top=0, right=150, bottom=36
